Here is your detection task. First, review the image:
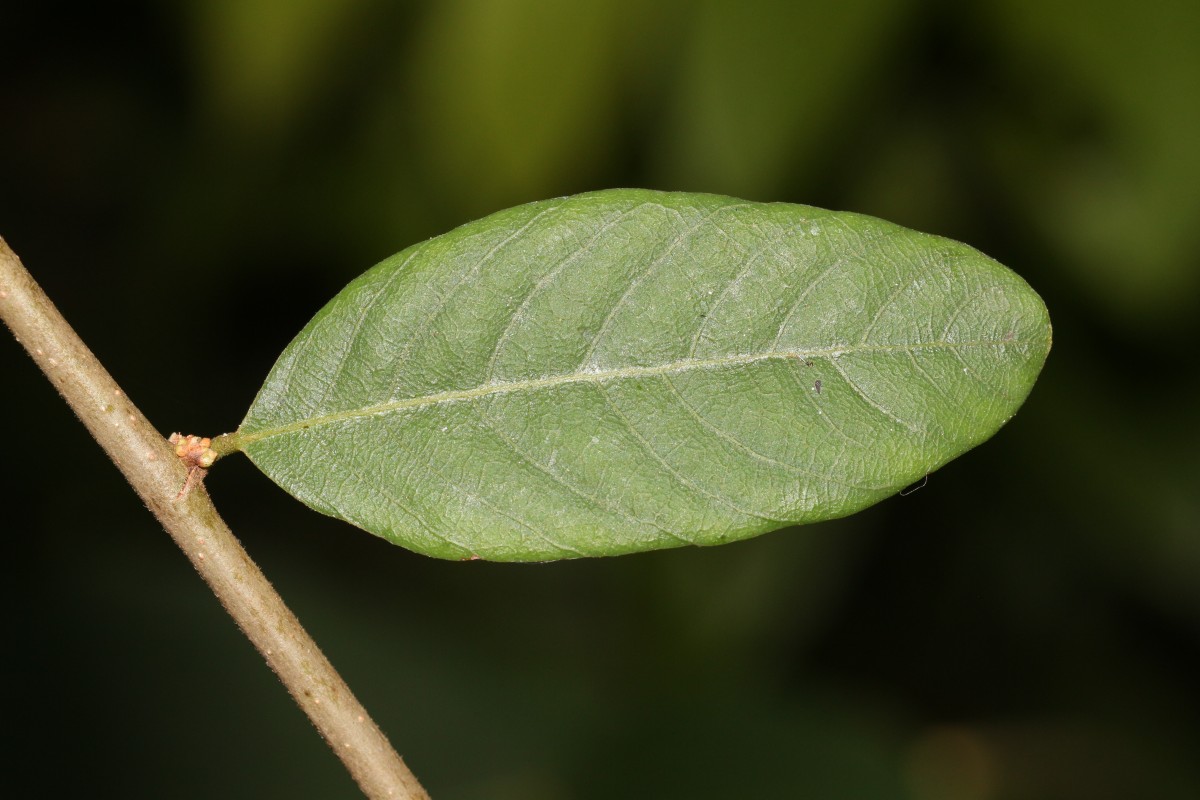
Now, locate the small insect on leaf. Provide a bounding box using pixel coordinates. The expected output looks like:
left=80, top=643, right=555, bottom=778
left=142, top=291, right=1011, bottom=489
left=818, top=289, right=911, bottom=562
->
left=224, top=190, right=1051, bottom=561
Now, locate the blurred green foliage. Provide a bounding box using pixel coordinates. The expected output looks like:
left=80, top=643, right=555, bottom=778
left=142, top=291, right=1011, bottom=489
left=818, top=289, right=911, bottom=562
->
left=2, top=1, right=1198, bottom=798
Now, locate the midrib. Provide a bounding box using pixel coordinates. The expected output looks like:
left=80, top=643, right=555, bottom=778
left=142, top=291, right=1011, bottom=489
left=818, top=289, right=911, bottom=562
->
left=234, top=338, right=1032, bottom=448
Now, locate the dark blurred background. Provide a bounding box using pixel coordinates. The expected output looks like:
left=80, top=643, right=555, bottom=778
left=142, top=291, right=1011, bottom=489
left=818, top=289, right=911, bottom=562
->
left=3, top=1, right=1199, bottom=797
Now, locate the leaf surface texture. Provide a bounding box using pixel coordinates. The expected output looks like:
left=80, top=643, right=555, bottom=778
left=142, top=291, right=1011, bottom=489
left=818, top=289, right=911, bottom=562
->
left=234, top=190, right=1051, bottom=560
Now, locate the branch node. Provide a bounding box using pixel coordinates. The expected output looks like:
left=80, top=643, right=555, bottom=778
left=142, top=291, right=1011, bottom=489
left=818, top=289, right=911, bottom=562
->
left=169, top=433, right=217, bottom=499
left=170, top=432, right=218, bottom=469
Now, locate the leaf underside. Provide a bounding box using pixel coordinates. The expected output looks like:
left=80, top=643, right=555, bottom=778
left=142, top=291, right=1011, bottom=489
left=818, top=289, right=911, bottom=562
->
left=233, top=189, right=1051, bottom=561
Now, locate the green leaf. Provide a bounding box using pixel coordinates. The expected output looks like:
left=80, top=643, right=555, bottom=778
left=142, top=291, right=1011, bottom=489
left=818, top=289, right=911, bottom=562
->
left=225, top=189, right=1051, bottom=561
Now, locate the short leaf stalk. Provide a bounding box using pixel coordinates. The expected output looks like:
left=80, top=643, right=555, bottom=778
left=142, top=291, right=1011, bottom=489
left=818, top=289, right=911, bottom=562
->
left=0, top=237, right=430, bottom=800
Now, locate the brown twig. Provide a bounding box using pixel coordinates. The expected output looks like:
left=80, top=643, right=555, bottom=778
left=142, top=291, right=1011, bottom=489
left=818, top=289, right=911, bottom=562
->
left=0, top=236, right=430, bottom=800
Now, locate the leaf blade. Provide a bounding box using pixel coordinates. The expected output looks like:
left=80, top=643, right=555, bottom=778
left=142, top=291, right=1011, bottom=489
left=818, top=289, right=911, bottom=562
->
left=235, top=190, right=1051, bottom=560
